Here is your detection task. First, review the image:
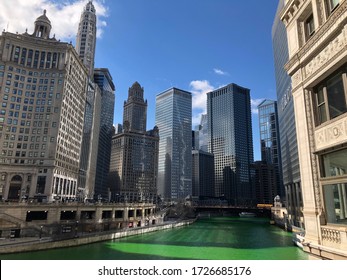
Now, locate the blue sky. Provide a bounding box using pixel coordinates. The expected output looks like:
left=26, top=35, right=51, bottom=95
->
left=1, top=0, right=279, bottom=160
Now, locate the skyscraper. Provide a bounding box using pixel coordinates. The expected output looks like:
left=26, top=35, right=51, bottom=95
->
left=93, top=68, right=115, bottom=201
left=76, top=1, right=102, bottom=201
left=75, top=1, right=97, bottom=77
left=192, top=150, right=215, bottom=198
left=272, top=0, right=303, bottom=228
left=0, top=11, right=88, bottom=202
left=156, top=88, right=192, bottom=201
left=207, top=83, right=254, bottom=205
left=78, top=80, right=101, bottom=201
left=109, top=82, right=158, bottom=202
left=258, top=99, right=283, bottom=197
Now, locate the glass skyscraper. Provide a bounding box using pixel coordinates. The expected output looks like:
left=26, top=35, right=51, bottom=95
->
left=155, top=88, right=192, bottom=201
left=272, top=0, right=303, bottom=227
left=207, top=83, right=254, bottom=205
left=258, top=99, right=283, bottom=197
left=93, top=68, right=115, bottom=201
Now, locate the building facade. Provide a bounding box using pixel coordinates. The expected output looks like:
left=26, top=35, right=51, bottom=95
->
left=253, top=161, right=277, bottom=204
left=207, top=83, right=254, bottom=205
left=109, top=82, right=159, bottom=202
left=272, top=0, right=304, bottom=229
left=0, top=11, right=88, bottom=202
left=281, top=0, right=347, bottom=259
left=155, top=87, right=192, bottom=201
left=93, top=68, right=115, bottom=201
left=76, top=1, right=103, bottom=201
left=258, top=99, right=284, bottom=197
left=78, top=79, right=101, bottom=201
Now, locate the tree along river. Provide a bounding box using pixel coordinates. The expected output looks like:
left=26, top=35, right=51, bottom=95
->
left=1, top=216, right=308, bottom=260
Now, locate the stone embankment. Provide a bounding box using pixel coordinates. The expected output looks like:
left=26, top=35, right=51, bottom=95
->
left=0, top=219, right=195, bottom=255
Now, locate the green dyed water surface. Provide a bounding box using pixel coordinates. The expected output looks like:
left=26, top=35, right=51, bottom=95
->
left=1, top=217, right=308, bottom=260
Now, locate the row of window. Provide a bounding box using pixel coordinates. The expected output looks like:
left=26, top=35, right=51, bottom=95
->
left=11, top=46, right=62, bottom=69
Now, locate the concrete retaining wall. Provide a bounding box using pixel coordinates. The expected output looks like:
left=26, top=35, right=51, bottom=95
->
left=0, top=219, right=195, bottom=255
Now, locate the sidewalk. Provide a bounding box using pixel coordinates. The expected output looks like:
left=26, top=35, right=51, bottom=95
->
left=0, top=237, right=51, bottom=247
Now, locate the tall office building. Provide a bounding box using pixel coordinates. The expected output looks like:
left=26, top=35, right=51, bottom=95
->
left=76, top=1, right=102, bottom=201
left=75, top=1, right=97, bottom=78
left=156, top=88, right=192, bottom=201
left=0, top=11, right=88, bottom=202
left=78, top=80, right=101, bottom=201
left=192, top=150, right=215, bottom=198
left=93, top=68, right=115, bottom=201
left=272, top=0, right=303, bottom=228
left=258, top=99, right=283, bottom=197
left=207, top=83, right=254, bottom=205
left=197, top=114, right=208, bottom=152
left=109, top=82, right=159, bottom=202
left=281, top=0, right=347, bottom=259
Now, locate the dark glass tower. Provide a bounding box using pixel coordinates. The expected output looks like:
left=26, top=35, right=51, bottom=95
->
left=93, top=68, right=115, bottom=200
left=272, top=0, right=303, bottom=227
left=156, top=88, right=192, bottom=201
left=207, top=83, right=254, bottom=205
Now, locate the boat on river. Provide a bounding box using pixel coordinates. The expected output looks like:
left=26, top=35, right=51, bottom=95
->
left=292, top=226, right=305, bottom=249
left=239, top=212, right=256, bottom=218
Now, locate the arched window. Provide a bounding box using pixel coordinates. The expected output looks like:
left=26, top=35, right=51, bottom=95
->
left=11, top=175, right=23, bottom=182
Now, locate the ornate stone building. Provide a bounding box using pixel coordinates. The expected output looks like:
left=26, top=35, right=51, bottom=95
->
left=109, top=82, right=159, bottom=202
left=75, top=1, right=97, bottom=78
left=281, top=0, right=347, bottom=259
left=0, top=11, right=88, bottom=202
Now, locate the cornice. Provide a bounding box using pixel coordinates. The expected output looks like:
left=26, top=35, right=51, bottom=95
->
left=281, top=0, right=305, bottom=25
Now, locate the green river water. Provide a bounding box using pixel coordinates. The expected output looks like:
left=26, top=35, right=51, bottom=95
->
left=1, top=216, right=308, bottom=260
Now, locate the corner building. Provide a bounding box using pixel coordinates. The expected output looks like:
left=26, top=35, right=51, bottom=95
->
left=0, top=11, right=88, bottom=202
left=281, top=0, right=347, bottom=259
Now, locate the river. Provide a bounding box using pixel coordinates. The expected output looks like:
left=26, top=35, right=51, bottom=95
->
left=1, top=216, right=308, bottom=260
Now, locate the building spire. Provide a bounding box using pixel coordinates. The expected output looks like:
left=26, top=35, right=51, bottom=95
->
left=76, top=1, right=97, bottom=77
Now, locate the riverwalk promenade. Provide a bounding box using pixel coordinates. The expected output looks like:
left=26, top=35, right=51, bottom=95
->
left=0, top=219, right=195, bottom=255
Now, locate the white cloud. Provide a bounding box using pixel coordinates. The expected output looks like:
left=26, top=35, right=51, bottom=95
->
left=0, top=0, right=108, bottom=41
left=189, top=80, right=215, bottom=127
left=189, top=80, right=215, bottom=112
left=251, top=98, right=264, bottom=114
left=213, top=68, right=228, bottom=76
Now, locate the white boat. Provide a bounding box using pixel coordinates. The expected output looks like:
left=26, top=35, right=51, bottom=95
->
left=239, top=212, right=256, bottom=217
left=292, top=226, right=305, bottom=249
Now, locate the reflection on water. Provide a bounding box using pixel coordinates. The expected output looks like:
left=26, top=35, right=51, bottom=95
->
left=1, top=217, right=308, bottom=260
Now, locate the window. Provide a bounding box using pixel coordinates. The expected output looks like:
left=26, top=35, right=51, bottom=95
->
left=327, top=0, right=340, bottom=14
left=314, top=67, right=347, bottom=125
left=322, top=149, right=347, bottom=177
left=323, top=184, right=347, bottom=224
left=305, top=14, right=315, bottom=39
